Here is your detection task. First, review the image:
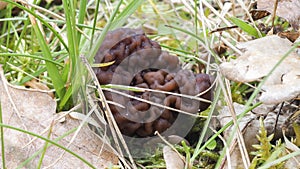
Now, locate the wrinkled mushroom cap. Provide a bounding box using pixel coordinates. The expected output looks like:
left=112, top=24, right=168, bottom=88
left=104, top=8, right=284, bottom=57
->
left=94, top=28, right=213, bottom=137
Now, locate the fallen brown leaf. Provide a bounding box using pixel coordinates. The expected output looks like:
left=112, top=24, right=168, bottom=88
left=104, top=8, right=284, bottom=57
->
left=0, top=68, right=117, bottom=168
left=24, top=79, right=54, bottom=98
left=278, top=31, right=300, bottom=43
left=0, top=1, right=7, bottom=10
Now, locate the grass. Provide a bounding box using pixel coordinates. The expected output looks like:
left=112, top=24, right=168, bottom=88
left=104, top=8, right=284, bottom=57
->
left=0, top=0, right=299, bottom=168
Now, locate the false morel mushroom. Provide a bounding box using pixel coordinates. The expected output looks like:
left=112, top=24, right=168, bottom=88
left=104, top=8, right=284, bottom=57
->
left=94, top=28, right=213, bottom=137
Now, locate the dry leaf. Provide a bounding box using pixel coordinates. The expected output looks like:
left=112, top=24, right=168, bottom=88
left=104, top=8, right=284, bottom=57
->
left=217, top=102, right=293, bottom=168
left=0, top=1, right=7, bottom=10
left=0, top=68, right=117, bottom=168
left=278, top=31, right=300, bottom=43
left=257, top=0, right=300, bottom=29
left=24, top=79, right=54, bottom=98
left=220, top=35, right=300, bottom=104
left=217, top=103, right=256, bottom=169
left=163, top=146, right=184, bottom=169
left=250, top=9, right=270, bottom=21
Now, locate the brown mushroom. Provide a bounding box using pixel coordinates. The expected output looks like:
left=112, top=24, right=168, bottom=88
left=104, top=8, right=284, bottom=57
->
left=94, top=28, right=213, bottom=137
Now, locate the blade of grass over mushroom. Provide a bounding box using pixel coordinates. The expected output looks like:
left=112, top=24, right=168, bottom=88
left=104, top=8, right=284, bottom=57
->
left=0, top=101, right=6, bottom=169
left=229, top=17, right=262, bottom=38
left=218, top=36, right=300, bottom=169
left=109, top=0, right=144, bottom=29
left=81, top=55, right=136, bottom=168
left=104, top=88, right=201, bottom=117
left=28, top=14, right=66, bottom=101
left=1, top=0, right=68, bottom=51
left=190, top=84, right=221, bottom=162
left=0, top=123, right=97, bottom=169
left=102, top=84, right=144, bottom=92
left=87, top=0, right=123, bottom=62
left=103, top=84, right=211, bottom=103
left=88, top=0, right=143, bottom=62
left=244, top=41, right=300, bottom=110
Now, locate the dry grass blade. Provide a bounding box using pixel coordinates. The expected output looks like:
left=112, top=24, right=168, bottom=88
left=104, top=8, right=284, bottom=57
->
left=103, top=88, right=205, bottom=118
left=80, top=55, right=137, bottom=169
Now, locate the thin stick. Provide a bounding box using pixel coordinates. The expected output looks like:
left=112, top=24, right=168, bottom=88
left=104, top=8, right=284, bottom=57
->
left=272, top=0, right=279, bottom=31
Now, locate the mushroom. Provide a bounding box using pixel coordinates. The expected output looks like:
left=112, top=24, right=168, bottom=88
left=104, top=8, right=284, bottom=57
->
left=94, top=28, right=213, bottom=137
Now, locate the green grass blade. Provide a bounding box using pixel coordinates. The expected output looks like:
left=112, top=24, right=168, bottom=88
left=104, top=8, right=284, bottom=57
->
left=87, top=0, right=123, bottom=62
left=190, top=85, right=221, bottom=162
left=0, top=101, right=6, bottom=169
left=5, top=4, right=12, bottom=55
left=258, top=151, right=300, bottom=169
left=17, top=127, right=77, bottom=168
left=88, top=0, right=143, bottom=61
left=62, top=0, right=79, bottom=67
left=13, top=19, right=30, bottom=52
left=18, top=68, right=47, bottom=85
left=37, top=124, right=53, bottom=169
left=166, top=24, right=207, bottom=46
left=58, top=0, right=80, bottom=110
left=230, top=17, right=262, bottom=38
left=13, top=52, right=67, bottom=85
left=29, top=16, right=66, bottom=100
left=77, top=0, right=87, bottom=45
left=90, top=0, right=101, bottom=49
left=58, top=85, right=73, bottom=110
left=110, top=0, right=144, bottom=29
left=0, top=0, right=69, bottom=51
left=0, top=53, right=63, bottom=67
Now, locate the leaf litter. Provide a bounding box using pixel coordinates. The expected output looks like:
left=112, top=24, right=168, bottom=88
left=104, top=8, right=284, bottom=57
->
left=257, top=0, right=300, bottom=30
left=0, top=67, right=117, bottom=168
left=220, top=35, right=300, bottom=104
left=218, top=102, right=298, bottom=169
left=219, top=34, right=300, bottom=168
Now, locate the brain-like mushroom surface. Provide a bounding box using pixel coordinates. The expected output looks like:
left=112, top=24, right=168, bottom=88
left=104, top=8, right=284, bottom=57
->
left=94, top=28, right=212, bottom=137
